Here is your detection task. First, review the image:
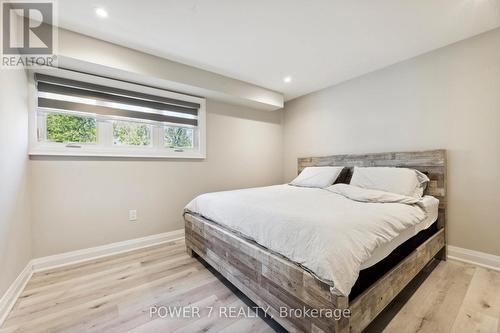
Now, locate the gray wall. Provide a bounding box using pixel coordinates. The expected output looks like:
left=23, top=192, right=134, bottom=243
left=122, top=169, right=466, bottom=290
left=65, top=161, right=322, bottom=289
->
left=0, top=69, right=32, bottom=295
left=31, top=100, right=283, bottom=257
left=283, top=28, right=500, bottom=256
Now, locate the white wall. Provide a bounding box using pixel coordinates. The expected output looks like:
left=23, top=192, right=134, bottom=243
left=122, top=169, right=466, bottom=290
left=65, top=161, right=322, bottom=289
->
left=57, top=27, right=283, bottom=111
left=283, top=28, right=500, bottom=256
left=0, top=69, right=32, bottom=295
left=31, top=100, right=283, bottom=257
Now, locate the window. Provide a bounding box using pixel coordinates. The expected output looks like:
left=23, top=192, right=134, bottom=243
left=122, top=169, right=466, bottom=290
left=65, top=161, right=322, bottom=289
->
left=30, top=70, right=206, bottom=158
left=45, top=112, right=97, bottom=144
left=113, top=120, right=152, bottom=146
left=164, top=125, right=194, bottom=149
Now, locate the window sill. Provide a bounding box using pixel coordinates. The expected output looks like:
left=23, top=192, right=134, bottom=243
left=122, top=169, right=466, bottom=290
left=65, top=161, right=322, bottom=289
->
left=29, top=147, right=206, bottom=159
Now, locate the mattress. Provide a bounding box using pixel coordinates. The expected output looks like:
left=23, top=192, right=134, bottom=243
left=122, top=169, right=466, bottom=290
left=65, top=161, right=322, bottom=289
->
left=360, top=195, right=439, bottom=269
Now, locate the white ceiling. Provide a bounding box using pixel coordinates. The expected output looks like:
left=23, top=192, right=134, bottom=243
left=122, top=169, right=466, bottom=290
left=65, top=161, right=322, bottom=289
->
left=56, top=0, right=500, bottom=101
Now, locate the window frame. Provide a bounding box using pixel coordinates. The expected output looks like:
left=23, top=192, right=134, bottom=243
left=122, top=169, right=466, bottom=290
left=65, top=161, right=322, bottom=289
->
left=28, top=68, right=206, bottom=159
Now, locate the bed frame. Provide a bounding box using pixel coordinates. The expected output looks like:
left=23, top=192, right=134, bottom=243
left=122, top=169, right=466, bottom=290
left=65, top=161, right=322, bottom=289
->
left=184, top=149, right=446, bottom=332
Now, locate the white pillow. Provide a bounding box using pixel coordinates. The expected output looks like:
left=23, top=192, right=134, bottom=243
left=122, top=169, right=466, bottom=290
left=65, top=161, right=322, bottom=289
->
left=290, top=166, right=344, bottom=188
left=350, top=167, right=429, bottom=198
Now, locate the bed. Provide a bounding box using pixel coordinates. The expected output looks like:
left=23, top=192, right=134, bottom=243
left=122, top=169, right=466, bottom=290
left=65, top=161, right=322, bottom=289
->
left=184, top=150, right=446, bottom=333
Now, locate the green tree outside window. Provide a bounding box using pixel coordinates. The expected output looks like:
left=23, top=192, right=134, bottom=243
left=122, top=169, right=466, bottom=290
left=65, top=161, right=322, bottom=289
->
left=164, top=126, right=193, bottom=148
left=113, top=121, right=151, bottom=146
left=46, top=113, right=97, bottom=143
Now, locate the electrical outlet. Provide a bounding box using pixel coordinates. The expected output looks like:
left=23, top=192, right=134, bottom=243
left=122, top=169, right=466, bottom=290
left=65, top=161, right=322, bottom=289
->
left=129, top=210, right=137, bottom=221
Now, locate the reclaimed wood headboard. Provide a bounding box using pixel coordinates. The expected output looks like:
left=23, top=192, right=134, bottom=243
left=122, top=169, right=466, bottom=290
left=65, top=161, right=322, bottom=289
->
left=298, top=149, right=447, bottom=229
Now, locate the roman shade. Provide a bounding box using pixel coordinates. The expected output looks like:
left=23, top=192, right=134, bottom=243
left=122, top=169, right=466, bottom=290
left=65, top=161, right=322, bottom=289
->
left=35, top=73, right=200, bottom=126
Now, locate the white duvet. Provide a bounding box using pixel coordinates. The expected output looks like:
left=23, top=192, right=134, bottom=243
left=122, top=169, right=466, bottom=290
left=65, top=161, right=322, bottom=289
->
left=185, top=184, right=432, bottom=296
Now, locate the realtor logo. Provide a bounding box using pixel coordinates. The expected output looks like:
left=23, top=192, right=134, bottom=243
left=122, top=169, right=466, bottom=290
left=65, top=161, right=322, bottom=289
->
left=1, top=0, right=57, bottom=68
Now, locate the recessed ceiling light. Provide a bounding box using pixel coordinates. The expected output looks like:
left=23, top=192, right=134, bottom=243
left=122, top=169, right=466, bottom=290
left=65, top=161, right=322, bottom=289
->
left=95, top=8, right=108, bottom=18
left=283, top=76, right=292, bottom=83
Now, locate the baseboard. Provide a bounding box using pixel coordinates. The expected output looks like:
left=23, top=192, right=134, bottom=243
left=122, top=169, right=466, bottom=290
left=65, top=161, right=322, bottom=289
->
left=447, top=245, right=500, bottom=272
left=32, top=229, right=185, bottom=272
left=0, top=262, right=33, bottom=326
left=0, top=229, right=185, bottom=326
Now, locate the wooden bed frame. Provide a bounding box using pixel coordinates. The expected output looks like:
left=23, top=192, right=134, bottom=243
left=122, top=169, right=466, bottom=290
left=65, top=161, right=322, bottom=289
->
left=185, top=149, right=446, bottom=332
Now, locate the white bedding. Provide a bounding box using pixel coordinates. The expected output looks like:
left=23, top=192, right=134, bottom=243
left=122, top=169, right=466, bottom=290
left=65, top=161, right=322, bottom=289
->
left=360, top=195, right=439, bottom=269
left=185, top=183, right=436, bottom=296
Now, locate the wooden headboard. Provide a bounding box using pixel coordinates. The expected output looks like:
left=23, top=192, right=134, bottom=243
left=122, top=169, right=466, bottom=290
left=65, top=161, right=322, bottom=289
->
left=298, top=149, right=447, bottom=229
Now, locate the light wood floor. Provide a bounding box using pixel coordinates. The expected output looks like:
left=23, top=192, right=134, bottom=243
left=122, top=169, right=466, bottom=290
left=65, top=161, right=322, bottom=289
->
left=1, top=239, right=499, bottom=333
